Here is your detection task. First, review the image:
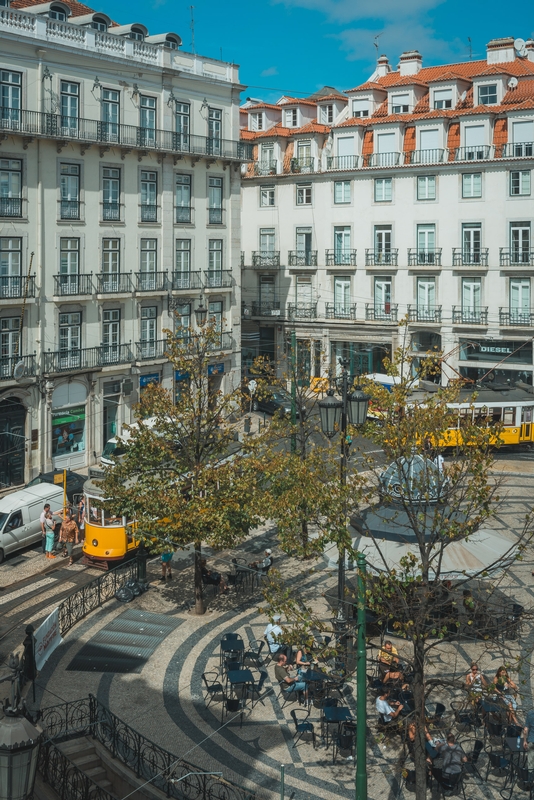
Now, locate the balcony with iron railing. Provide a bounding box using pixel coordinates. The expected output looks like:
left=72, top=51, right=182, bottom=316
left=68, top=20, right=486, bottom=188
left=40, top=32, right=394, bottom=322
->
left=408, top=248, right=442, bottom=267
left=251, top=251, right=280, bottom=268
left=325, top=249, right=357, bottom=267
left=208, top=331, right=233, bottom=351
left=325, top=303, right=357, bottom=320
left=365, top=304, right=399, bottom=322
left=60, top=199, right=80, bottom=220
left=365, top=249, right=398, bottom=267
left=53, top=274, right=93, bottom=297
left=287, top=303, right=317, bottom=319
left=455, top=145, right=492, bottom=162
left=140, top=204, right=157, bottom=222
left=208, top=207, right=223, bottom=225
left=136, top=272, right=167, bottom=292
left=96, top=273, right=133, bottom=294
left=500, top=248, right=534, bottom=267
left=499, top=309, right=534, bottom=327
left=290, top=157, right=314, bottom=174
left=288, top=250, right=318, bottom=267
left=253, top=160, right=278, bottom=176
left=135, top=339, right=168, bottom=360
left=326, top=155, right=359, bottom=170
left=171, top=270, right=202, bottom=290
left=407, top=305, right=442, bottom=323
left=251, top=301, right=281, bottom=317
left=0, top=275, right=36, bottom=299
left=175, top=206, right=192, bottom=224
left=44, top=343, right=134, bottom=373
left=102, top=201, right=120, bottom=221
left=204, top=270, right=232, bottom=289
left=502, top=142, right=534, bottom=158
left=452, top=307, right=489, bottom=325
left=0, top=354, right=36, bottom=381
left=368, top=152, right=402, bottom=168
left=0, top=196, right=22, bottom=217
left=406, top=148, right=446, bottom=165
left=452, top=248, right=489, bottom=267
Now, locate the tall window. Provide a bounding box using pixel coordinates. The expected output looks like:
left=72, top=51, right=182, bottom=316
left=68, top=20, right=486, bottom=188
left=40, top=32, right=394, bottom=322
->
left=334, top=181, right=350, bottom=204
left=260, top=142, right=274, bottom=167
left=101, top=89, right=119, bottom=141
left=510, top=170, right=531, bottom=196
left=259, top=275, right=275, bottom=308
left=511, top=222, right=531, bottom=264
left=333, top=226, right=351, bottom=265
left=102, top=309, right=120, bottom=362
left=175, top=174, right=191, bottom=223
left=208, top=176, right=223, bottom=224
left=140, top=306, right=157, bottom=357
left=374, top=225, right=392, bottom=263
left=208, top=107, right=222, bottom=155
left=0, top=237, right=21, bottom=299
left=59, top=312, right=81, bottom=369
left=320, top=104, right=333, bottom=124
left=59, top=238, right=80, bottom=295
left=374, top=278, right=391, bottom=315
left=374, top=177, right=392, bottom=202
left=284, top=108, right=297, bottom=127
left=296, top=183, right=312, bottom=205
left=60, top=81, right=79, bottom=130
left=478, top=84, right=497, bottom=105
left=0, top=158, right=21, bottom=217
left=417, top=224, right=436, bottom=264
left=175, top=101, right=190, bottom=148
left=296, top=140, right=311, bottom=166
left=250, top=113, right=263, bottom=131
left=102, top=168, right=120, bottom=221
left=417, top=175, right=436, bottom=201
left=101, top=238, right=120, bottom=291
left=140, top=170, right=157, bottom=222
left=462, top=224, right=481, bottom=263
left=259, top=228, right=275, bottom=255
left=260, top=185, right=275, bottom=207
left=0, top=70, right=21, bottom=122
left=175, top=240, right=191, bottom=287
left=462, top=173, right=482, bottom=198
left=174, top=302, right=191, bottom=333
left=140, top=239, right=157, bottom=290
left=462, top=277, right=481, bottom=321
left=208, top=239, right=222, bottom=273
left=208, top=300, right=223, bottom=331
left=60, top=163, right=79, bottom=219
left=140, top=96, right=156, bottom=145
left=334, top=276, right=350, bottom=315
left=1, top=317, right=20, bottom=374
left=417, top=277, right=436, bottom=312
left=296, top=227, right=312, bottom=263
left=510, top=279, right=530, bottom=323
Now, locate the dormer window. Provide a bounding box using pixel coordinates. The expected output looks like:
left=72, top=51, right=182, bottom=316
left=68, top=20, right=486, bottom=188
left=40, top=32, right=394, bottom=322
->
left=352, top=99, right=369, bottom=118
left=391, top=93, right=409, bottom=113
left=319, top=104, right=333, bottom=124
left=433, top=88, right=452, bottom=109
left=91, top=16, right=108, bottom=31
left=0, top=0, right=11, bottom=7
left=251, top=113, right=263, bottom=132
left=129, top=27, right=145, bottom=41
left=478, top=84, right=497, bottom=105
left=164, top=36, right=179, bottom=49
left=284, top=108, right=297, bottom=127
left=49, top=5, right=66, bottom=20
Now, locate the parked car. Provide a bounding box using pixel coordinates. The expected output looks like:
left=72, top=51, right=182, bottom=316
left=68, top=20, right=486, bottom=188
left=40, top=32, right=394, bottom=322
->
left=26, top=470, right=86, bottom=503
left=0, top=483, right=65, bottom=563
left=250, top=386, right=298, bottom=417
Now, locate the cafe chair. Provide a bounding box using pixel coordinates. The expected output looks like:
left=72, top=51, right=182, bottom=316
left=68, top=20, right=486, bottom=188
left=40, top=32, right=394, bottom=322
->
left=333, top=721, right=356, bottom=764
left=451, top=700, right=481, bottom=734
left=464, top=739, right=484, bottom=782
left=485, top=747, right=511, bottom=781
left=221, top=696, right=244, bottom=728
left=278, top=682, right=300, bottom=710
left=244, top=639, right=266, bottom=669
left=516, top=765, right=534, bottom=800
left=224, top=660, right=242, bottom=674
left=432, top=767, right=468, bottom=799
left=484, top=718, right=505, bottom=745
left=290, top=709, right=316, bottom=749
left=247, top=669, right=269, bottom=706
left=506, top=724, right=522, bottom=738
left=202, top=672, right=224, bottom=709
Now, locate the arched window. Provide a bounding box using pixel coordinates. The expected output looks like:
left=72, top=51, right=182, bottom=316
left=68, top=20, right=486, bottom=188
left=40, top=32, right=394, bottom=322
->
left=91, top=15, right=108, bottom=31
left=49, top=4, right=67, bottom=20
left=129, top=26, right=145, bottom=41
left=164, top=35, right=179, bottom=50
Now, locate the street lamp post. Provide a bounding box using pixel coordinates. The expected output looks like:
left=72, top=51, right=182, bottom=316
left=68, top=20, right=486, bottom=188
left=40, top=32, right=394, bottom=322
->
left=356, top=551, right=368, bottom=800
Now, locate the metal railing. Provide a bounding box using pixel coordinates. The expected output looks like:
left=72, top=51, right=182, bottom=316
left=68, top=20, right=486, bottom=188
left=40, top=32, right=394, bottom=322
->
left=288, top=250, right=317, bottom=267
left=452, top=306, right=489, bottom=325
left=38, top=741, right=115, bottom=800
left=290, top=157, right=314, bottom=173
left=368, top=152, right=401, bottom=167
left=365, top=304, right=398, bottom=322
left=208, top=207, right=223, bottom=224
left=408, top=248, right=442, bottom=266
left=365, top=249, right=398, bottom=267
left=208, top=331, right=233, bottom=351
left=251, top=301, right=281, bottom=316
left=171, top=270, right=202, bottom=290
left=176, top=205, right=192, bottom=224
left=0, top=196, right=22, bottom=216
left=140, top=204, right=157, bottom=222
left=500, top=248, right=534, bottom=267
left=136, top=339, right=168, bottom=360
left=253, top=160, right=277, bottom=176
left=326, top=155, right=359, bottom=170
left=44, top=344, right=134, bottom=374
left=251, top=251, right=280, bottom=268
left=325, top=303, right=357, bottom=319
left=452, top=248, right=489, bottom=267
left=325, top=249, right=357, bottom=266
left=0, top=354, right=36, bottom=381
left=0, top=109, right=254, bottom=161
left=407, top=305, right=442, bottom=323
left=455, top=145, right=492, bottom=161
left=96, top=273, right=133, bottom=293
left=102, top=201, right=120, bottom=221
left=204, top=269, right=232, bottom=288
left=499, top=309, right=534, bottom=326
left=0, top=274, right=36, bottom=298
left=406, top=148, right=445, bottom=164
left=60, top=199, right=80, bottom=219
left=287, top=303, right=317, bottom=319
left=136, top=271, right=167, bottom=292
left=53, top=274, right=93, bottom=296
left=502, top=142, right=534, bottom=158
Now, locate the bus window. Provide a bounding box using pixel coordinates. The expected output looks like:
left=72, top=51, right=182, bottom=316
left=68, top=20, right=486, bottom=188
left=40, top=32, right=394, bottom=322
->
left=503, top=407, right=515, bottom=426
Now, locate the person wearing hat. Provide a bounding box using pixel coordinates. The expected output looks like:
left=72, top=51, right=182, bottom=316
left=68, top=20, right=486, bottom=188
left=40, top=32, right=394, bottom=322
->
left=249, top=548, right=273, bottom=571
left=264, top=614, right=291, bottom=660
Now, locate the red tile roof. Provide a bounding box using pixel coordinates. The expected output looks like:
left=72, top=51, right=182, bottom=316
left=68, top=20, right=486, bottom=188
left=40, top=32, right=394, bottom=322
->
left=278, top=97, right=317, bottom=107
left=12, top=0, right=97, bottom=16
left=502, top=79, right=534, bottom=104
left=245, top=103, right=282, bottom=111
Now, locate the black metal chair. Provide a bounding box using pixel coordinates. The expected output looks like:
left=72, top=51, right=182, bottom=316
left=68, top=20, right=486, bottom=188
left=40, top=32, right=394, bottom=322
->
left=221, top=696, right=244, bottom=728
left=464, top=739, right=484, bottom=782
left=278, top=681, right=301, bottom=709
left=432, top=767, right=467, bottom=799
left=485, top=747, right=511, bottom=781
left=516, top=765, right=534, bottom=800
left=290, top=709, right=316, bottom=749
left=244, top=639, right=266, bottom=668
left=224, top=660, right=242, bottom=674
left=507, top=724, right=523, bottom=738
left=247, top=669, right=269, bottom=707
left=451, top=700, right=481, bottom=733
left=333, top=721, right=356, bottom=764
left=485, top=718, right=505, bottom=745
left=202, top=672, right=224, bottom=709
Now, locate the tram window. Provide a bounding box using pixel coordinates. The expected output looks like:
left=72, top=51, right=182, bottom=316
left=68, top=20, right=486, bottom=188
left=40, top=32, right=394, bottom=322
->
left=523, top=406, right=534, bottom=423
left=458, top=408, right=472, bottom=426
left=490, top=407, right=502, bottom=424
left=503, top=407, right=515, bottom=426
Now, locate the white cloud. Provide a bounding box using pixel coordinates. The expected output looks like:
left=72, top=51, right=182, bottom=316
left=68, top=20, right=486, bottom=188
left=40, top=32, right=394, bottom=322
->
left=261, top=66, right=279, bottom=77
left=273, top=0, right=446, bottom=23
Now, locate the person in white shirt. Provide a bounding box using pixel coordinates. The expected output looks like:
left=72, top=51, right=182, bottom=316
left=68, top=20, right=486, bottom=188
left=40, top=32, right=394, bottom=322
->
left=376, top=688, right=404, bottom=721
left=249, top=548, right=272, bottom=571
left=264, top=615, right=290, bottom=659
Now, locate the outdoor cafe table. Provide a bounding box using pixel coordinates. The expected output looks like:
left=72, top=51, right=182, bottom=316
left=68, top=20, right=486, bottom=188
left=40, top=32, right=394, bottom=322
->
left=219, top=638, right=244, bottom=670
left=505, top=737, right=526, bottom=782
left=322, top=705, right=354, bottom=748
left=227, top=669, right=255, bottom=703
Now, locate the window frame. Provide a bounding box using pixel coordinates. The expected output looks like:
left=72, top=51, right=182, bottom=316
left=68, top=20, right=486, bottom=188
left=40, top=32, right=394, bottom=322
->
left=334, top=180, right=351, bottom=204
left=260, top=185, right=275, bottom=207
left=462, top=172, right=482, bottom=199
left=510, top=170, right=531, bottom=197
left=417, top=175, right=436, bottom=201
left=477, top=83, right=498, bottom=106
left=374, top=177, right=392, bottom=202
left=296, top=183, right=312, bottom=205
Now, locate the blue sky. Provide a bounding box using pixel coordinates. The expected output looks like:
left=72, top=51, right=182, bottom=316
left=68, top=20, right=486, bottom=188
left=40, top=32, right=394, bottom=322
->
left=107, top=0, right=533, bottom=102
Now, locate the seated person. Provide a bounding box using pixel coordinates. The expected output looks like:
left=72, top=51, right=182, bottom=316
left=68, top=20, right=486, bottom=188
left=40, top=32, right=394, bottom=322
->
left=465, top=662, right=487, bottom=697
left=375, top=688, right=404, bottom=722
left=295, top=645, right=318, bottom=676
left=435, top=734, right=467, bottom=777
left=378, top=640, right=404, bottom=683
left=200, top=558, right=228, bottom=593
left=274, top=653, right=307, bottom=702
left=264, top=616, right=291, bottom=659
left=493, top=666, right=519, bottom=725
left=407, top=722, right=440, bottom=761
left=249, top=548, right=272, bottom=571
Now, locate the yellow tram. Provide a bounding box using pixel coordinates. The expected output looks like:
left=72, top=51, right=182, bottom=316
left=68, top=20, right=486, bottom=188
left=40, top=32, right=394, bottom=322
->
left=82, top=474, right=139, bottom=569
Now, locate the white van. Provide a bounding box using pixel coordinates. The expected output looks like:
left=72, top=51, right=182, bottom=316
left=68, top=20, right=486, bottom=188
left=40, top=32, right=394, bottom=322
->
left=0, top=483, right=65, bottom=563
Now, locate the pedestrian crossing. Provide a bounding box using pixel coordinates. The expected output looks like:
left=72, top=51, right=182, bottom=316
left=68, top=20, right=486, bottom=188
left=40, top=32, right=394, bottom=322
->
left=0, top=576, right=57, bottom=607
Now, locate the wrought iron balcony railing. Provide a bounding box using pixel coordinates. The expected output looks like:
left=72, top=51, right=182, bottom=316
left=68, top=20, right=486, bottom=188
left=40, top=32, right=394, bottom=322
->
left=102, top=201, right=120, bottom=221
left=252, top=251, right=280, bottom=268
left=136, top=272, right=167, bottom=292
left=251, top=301, right=281, bottom=316
left=287, top=303, right=317, bottom=319
left=204, top=269, right=232, bottom=288
left=253, top=160, right=277, bottom=176
left=0, top=196, right=22, bottom=217
left=53, top=274, right=93, bottom=296
left=140, top=204, right=157, bottom=222
left=175, top=205, right=192, bottom=224
left=208, top=331, right=233, bottom=351
left=0, top=354, right=36, bottom=381
left=406, top=148, right=446, bottom=165
left=455, top=145, right=492, bottom=161
left=290, top=157, right=314, bottom=173
left=171, top=270, right=202, bottom=290
left=408, top=248, right=442, bottom=266
left=499, top=309, right=534, bottom=327
left=208, top=207, right=223, bottom=224
left=0, top=275, right=36, bottom=299
left=500, top=248, right=534, bottom=267
left=288, top=250, right=318, bottom=267
left=407, top=305, right=442, bottom=323
left=0, top=109, right=254, bottom=161
left=502, top=142, right=534, bottom=158
left=136, top=339, right=168, bottom=360
left=326, top=155, right=359, bottom=170
left=325, top=249, right=357, bottom=267
left=452, top=306, right=489, bottom=325
left=365, top=304, right=398, bottom=322
left=368, top=152, right=401, bottom=167
left=365, top=249, right=398, bottom=267
left=452, top=248, right=489, bottom=267
left=96, top=273, right=133, bottom=293
left=325, top=303, right=357, bottom=319
left=44, top=343, right=134, bottom=373
left=60, top=199, right=80, bottom=219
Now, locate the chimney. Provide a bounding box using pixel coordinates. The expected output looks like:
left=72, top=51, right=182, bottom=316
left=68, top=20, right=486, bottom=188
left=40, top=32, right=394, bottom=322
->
left=376, top=54, right=391, bottom=78
left=526, top=39, right=534, bottom=62
left=486, top=37, right=515, bottom=64
left=399, top=50, right=423, bottom=76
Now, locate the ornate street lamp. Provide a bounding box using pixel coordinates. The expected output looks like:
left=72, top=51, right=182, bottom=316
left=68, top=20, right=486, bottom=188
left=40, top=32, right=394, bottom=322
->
left=347, top=386, right=370, bottom=427
left=194, top=296, right=208, bottom=327
left=318, top=390, right=342, bottom=439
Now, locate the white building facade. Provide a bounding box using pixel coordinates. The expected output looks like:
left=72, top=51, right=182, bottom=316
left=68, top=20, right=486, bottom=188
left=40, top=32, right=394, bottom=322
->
left=240, top=39, right=534, bottom=388
left=0, top=0, right=251, bottom=490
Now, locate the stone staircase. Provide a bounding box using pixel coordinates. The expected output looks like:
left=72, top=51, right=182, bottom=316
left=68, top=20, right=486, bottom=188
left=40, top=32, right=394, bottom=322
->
left=57, top=737, right=116, bottom=797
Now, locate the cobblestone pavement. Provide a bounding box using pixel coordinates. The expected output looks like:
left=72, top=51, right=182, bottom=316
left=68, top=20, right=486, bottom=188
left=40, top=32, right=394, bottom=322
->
left=30, top=470, right=534, bottom=800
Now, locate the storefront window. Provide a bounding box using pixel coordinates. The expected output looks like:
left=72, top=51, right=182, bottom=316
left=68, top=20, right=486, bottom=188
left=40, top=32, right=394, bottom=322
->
left=459, top=339, right=532, bottom=364
left=52, top=405, right=85, bottom=456
left=459, top=366, right=533, bottom=385
left=331, top=342, right=390, bottom=376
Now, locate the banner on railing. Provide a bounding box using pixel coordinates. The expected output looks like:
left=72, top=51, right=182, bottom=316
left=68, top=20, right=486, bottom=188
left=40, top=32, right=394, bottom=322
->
left=35, top=607, right=62, bottom=671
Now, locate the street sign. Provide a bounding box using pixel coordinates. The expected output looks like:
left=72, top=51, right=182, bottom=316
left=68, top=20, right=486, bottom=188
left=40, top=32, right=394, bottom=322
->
left=248, top=379, right=257, bottom=395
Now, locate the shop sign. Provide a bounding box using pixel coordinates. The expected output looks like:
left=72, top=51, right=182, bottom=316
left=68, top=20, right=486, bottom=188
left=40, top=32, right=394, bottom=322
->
left=208, top=362, right=225, bottom=376
left=52, top=405, right=85, bottom=456
left=175, top=370, right=189, bottom=382
left=140, top=373, right=160, bottom=388
left=460, top=339, right=532, bottom=364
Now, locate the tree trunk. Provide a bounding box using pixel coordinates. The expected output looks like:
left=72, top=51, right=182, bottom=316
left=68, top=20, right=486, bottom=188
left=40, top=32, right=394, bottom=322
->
left=193, top=540, right=205, bottom=615
left=411, top=635, right=428, bottom=800
left=301, top=518, right=308, bottom=549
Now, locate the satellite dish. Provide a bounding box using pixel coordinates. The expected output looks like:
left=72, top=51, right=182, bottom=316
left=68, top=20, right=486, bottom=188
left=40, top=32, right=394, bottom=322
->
left=508, top=76, right=518, bottom=89
left=12, top=360, right=26, bottom=381
left=514, top=38, right=527, bottom=57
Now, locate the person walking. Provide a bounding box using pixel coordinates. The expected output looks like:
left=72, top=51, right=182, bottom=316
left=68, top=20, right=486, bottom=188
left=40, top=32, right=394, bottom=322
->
left=161, top=549, right=174, bottom=581
left=76, top=498, right=85, bottom=544
left=59, top=511, right=79, bottom=566
left=43, top=507, right=57, bottom=559
left=40, top=503, right=52, bottom=554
